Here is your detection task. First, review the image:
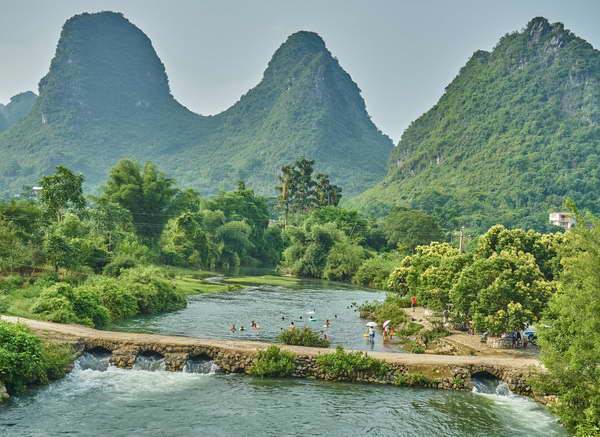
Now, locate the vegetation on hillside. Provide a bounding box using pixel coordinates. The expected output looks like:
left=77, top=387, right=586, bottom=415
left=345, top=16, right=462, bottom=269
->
left=356, top=17, right=600, bottom=231
left=0, top=12, right=392, bottom=198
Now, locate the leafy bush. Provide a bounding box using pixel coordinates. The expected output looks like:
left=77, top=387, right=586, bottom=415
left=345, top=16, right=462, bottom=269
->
left=249, top=346, right=296, bottom=377
left=323, top=241, right=366, bottom=281
left=315, top=346, right=390, bottom=380
left=31, top=282, right=111, bottom=328
left=80, top=275, right=138, bottom=320
left=277, top=327, right=330, bottom=348
left=122, top=266, right=186, bottom=314
left=0, top=274, right=24, bottom=292
left=103, top=255, right=138, bottom=277
left=0, top=321, right=73, bottom=394
left=352, top=254, right=400, bottom=289
left=359, top=294, right=409, bottom=327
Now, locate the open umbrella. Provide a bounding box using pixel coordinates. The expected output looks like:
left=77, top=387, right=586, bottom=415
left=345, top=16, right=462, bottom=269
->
left=382, top=320, right=391, bottom=328
left=365, top=322, right=378, bottom=328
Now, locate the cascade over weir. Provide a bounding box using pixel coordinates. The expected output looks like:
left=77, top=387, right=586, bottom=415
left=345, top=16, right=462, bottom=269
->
left=1, top=316, right=542, bottom=395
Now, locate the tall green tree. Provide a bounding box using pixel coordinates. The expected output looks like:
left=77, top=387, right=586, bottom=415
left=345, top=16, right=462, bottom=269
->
left=315, top=173, right=342, bottom=207
left=101, top=160, right=176, bottom=241
left=538, top=214, right=600, bottom=436
left=277, top=165, right=296, bottom=227
left=39, top=166, right=85, bottom=222
left=381, top=207, right=444, bottom=252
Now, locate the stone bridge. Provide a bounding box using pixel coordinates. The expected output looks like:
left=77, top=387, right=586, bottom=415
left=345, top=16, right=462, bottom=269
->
left=1, top=316, right=543, bottom=395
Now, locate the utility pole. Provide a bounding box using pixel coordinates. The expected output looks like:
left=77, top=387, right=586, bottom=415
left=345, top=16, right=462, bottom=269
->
left=458, top=226, right=465, bottom=253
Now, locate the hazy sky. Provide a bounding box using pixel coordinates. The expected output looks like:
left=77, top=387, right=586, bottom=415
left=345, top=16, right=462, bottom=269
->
left=1, top=0, right=599, bottom=142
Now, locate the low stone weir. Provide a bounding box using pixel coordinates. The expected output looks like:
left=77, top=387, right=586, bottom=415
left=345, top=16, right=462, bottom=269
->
left=1, top=316, right=543, bottom=395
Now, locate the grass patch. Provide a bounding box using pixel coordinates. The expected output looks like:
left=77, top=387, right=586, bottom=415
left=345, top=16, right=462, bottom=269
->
left=224, top=275, right=301, bottom=287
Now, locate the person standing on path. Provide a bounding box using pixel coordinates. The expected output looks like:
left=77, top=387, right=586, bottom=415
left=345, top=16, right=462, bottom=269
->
left=411, top=295, right=417, bottom=313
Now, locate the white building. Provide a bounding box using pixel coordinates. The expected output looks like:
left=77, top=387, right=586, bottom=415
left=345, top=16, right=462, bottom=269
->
left=549, top=212, right=575, bottom=230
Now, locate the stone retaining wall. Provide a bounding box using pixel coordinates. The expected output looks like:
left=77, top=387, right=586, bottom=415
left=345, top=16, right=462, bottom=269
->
left=2, top=316, right=541, bottom=398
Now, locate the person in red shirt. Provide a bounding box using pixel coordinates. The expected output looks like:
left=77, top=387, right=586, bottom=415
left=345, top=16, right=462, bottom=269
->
left=411, top=295, right=417, bottom=313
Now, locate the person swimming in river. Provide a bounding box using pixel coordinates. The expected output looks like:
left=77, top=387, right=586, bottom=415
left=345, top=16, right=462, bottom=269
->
left=289, top=321, right=296, bottom=329
left=239, top=325, right=245, bottom=332
left=325, top=319, right=331, bottom=327
left=251, top=321, right=260, bottom=330
left=229, top=324, right=237, bottom=333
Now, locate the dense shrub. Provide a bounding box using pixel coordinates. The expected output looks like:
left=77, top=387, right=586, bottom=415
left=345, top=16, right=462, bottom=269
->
left=31, top=282, right=110, bottom=327
left=81, top=275, right=138, bottom=320
left=122, top=266, right=186, bottom=314
left=277, top=327, right=330, bottom=348
left=0, top=275, right=24, bottom=292
left=323, top=241, right=366, bottom=281
left=0, top=322, right=73, bottom=394
left=103, top=255, right=138, bottom=277
left=315, top=346, right=390, bottom=380
left=249, top=346, right=296, bottom=377
left=352, top=254, right=400, bottom=289
left=359, top=294, right=410, bottom=327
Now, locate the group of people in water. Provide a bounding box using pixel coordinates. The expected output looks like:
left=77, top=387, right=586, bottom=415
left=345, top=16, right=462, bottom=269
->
left=229, top=320, right=261, bottom=333
left=228, top=312, right=338, bottom=341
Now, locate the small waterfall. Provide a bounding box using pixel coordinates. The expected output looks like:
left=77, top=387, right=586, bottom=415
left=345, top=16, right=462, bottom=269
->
left=77, top=351, right=111, bottom=371
left=184, top=357, right=220, bottom=374
left=471, top=373, right=514, bottom=397
left=133, top=353, right=166, bottom=372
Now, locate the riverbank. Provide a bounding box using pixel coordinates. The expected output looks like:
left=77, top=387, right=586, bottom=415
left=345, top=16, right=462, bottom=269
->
left=0, top=316, right=543, bottom=397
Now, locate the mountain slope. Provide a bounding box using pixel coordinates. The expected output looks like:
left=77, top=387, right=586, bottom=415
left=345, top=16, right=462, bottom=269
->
left=0, top=12, right=392, bottom=197
left=0, top=91, right=37, bottom=132
left=355, top=17, right=600, bottom=230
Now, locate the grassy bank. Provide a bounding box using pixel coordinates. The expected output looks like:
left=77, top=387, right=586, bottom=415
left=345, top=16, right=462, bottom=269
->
left=0, top=266, right=238, bottom=326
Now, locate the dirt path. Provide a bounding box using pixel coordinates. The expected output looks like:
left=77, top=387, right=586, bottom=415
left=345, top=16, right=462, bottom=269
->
left=1, top=315, right=542, bottom=370
left=403, top=307, right=540, bottom=358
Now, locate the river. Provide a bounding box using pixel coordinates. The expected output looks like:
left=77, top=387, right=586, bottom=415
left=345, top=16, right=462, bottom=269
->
left=0, top=281, right=566, bottom=436
left=111, top=282, right=400, bottom=352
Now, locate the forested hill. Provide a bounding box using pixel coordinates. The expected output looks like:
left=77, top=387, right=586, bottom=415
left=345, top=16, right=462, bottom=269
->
left=0, top=11, right=393, bottom=197
left=354, top=17, right=600, bottom=231
left=0, top=91, right=37, bottom=132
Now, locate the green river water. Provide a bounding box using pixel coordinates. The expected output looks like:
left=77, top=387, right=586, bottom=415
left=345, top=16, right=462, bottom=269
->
left=0, top=281, right=566, bottom=436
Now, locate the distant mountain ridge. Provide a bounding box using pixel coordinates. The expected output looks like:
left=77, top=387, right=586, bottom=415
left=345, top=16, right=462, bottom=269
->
left=0, top=11, right=393, bottom=197
left=0, top=91, right=37, bottom=132
left=354, top=17, right=600, bottom=230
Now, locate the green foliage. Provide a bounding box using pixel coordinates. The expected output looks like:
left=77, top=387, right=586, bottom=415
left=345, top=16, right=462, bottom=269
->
left=355, top=17, right=600, bottom=230
left=276, top=159, right=342, bottom=220
left=538, top=214, right=600, bottom=436
left=121, top=266, right=186, bottom=314
left=352, top=253, right=402, bottom=289
left=0, top=13, right=392, bottom=198
left=359, top=294, right=410, bottom=327
left=81, top=275, right=138, bottom=320
left=315, top=346, right=390, bottom=380
left=101, top=160, right=177, bottom=241
left=0, top=321, right=73, bottom=394
left=451, top=251, right=554, bottom=335
left=31, top=282, right=110, bottom=328
left=323, top=241, right=366, bottom=281
left=388, top=242, right=467, bottom=311
left=394, top=372, right=431, bottom=387
left=381, top=207, right=444, bottom=252
left=249, top=346, right=296, bottom=378
left=277, top=326, right=330, bottom=348
left=39, top=166, right=86, bottom=222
